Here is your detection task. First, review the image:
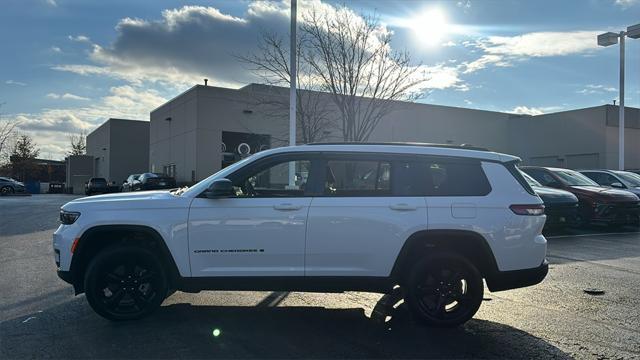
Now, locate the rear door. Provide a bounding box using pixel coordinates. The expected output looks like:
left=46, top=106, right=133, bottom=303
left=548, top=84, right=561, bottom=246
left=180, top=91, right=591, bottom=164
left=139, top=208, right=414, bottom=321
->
left=305, top=153, right=428, bottom=277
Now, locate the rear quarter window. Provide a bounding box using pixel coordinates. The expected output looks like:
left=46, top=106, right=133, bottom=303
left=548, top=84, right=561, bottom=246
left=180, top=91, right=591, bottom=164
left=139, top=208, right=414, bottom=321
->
left=394, top=159, right=491, bottom=196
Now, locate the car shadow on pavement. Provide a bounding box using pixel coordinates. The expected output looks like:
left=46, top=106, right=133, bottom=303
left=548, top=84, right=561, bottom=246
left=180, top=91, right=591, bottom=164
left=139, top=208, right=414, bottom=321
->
left=1, top=295, right=571, bottom=359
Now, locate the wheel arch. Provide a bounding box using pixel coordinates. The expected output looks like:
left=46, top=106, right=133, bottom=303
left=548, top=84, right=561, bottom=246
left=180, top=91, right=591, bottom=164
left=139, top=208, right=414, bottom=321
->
left=391, top=229, right=500, bottom=283
left=69, top=224, right=181, bottom=294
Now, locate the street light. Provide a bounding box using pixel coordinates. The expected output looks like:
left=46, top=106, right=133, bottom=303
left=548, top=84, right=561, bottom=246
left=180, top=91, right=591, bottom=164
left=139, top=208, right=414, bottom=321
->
left=598, top=24, right=640, bottom=170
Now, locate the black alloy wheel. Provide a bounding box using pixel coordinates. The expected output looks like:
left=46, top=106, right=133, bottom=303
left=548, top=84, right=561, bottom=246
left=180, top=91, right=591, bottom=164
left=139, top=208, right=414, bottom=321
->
left=405, top=253, right=483, bottom=327
left=84, top=246, right=168, bottom=321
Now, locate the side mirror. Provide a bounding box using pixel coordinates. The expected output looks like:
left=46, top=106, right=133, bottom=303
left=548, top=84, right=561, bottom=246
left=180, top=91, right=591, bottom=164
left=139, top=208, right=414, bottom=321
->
left=611, top=182, right=625, bottom=189
left=205, top=178, right=234, bottom=198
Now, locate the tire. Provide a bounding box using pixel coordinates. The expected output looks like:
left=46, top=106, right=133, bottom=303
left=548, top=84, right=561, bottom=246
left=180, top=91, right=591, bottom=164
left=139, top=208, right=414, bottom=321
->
left=1, top=186, right=14, bottom=195
left=404, top=252, right=483, bottom=327
left=84, top=246, right=168, bottom=321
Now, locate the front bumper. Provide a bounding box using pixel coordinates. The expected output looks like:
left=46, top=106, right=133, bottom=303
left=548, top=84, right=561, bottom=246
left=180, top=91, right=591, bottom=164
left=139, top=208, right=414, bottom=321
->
left=486, top=259, right=548, bottom=292
left=57, top=270, right=74, bottom=285
left=591, top=202, right=640, bottom=225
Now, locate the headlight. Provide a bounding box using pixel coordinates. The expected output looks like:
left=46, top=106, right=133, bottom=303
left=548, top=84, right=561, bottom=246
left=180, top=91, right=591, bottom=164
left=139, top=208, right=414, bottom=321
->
left=60, top=210, right=81, bottom=225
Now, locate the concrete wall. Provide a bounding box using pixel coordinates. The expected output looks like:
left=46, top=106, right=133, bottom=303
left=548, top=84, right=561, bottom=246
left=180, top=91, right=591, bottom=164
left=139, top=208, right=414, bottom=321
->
left=508, top=107, right=607, bottom=169
left=65, top=155, right=94, bottom=194
left=87, top=119, right=149, bottom=184
left=604, top=105, right=640, bottom=170
left=150, top=84, right=640, bottom=183
left=108, top=119, right=150, bottom=184
left=86, top=120, right=110, bottom=179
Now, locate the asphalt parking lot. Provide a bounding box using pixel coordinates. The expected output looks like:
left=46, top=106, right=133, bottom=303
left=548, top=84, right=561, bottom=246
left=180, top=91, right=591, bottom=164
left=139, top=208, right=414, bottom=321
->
left=1, top=194, right=639, bottom=359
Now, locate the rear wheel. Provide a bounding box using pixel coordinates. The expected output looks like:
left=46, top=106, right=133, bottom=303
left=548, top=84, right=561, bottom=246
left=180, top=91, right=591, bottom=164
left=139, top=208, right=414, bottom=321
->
left=84, top=246, right=168, bottom=321
left=404, top=253, right=483, bottom=327
left=1, top=186, right=14, bottom=195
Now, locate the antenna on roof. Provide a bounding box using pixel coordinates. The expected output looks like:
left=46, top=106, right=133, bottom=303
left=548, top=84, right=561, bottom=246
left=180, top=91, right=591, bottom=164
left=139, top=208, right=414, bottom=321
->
left=613, top=99, right=617, bottom=105
left=204, top=78, right=208, bottom=86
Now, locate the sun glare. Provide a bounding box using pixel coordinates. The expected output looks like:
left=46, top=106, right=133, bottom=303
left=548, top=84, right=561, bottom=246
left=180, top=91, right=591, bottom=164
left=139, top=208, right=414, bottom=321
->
left=411, top=8, right=449, bottom=46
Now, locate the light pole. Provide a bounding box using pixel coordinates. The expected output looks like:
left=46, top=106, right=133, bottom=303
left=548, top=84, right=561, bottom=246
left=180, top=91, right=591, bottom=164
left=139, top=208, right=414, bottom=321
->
left=598, top=24, right=640, bottom=170
left=288, top=0, right=297, bottom=188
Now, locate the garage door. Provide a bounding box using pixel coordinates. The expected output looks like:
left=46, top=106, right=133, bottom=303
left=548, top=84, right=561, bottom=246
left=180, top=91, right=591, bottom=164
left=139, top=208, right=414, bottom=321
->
left=528, top=156, right=559, bottom=167
left=566, top=153, right=599, bottom=169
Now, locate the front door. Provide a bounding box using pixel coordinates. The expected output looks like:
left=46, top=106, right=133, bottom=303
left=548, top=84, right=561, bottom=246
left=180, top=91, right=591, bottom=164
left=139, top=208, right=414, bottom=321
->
left=188, top=155, right=315, bottom=277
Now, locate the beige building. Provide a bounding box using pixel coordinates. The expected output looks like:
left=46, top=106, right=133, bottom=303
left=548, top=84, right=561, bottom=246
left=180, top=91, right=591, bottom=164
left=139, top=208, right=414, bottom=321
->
left=149, top=83, right=640, bottom=184
left=86, top=118, right=150, bottom=184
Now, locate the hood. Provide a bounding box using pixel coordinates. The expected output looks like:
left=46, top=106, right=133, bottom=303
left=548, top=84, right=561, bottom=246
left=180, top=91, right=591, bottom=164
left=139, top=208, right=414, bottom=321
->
left=570, top=186, right=640, bottom=203
left=62, top=190, right=187, bottom=211
left=533, top=186, right=578, bottom=205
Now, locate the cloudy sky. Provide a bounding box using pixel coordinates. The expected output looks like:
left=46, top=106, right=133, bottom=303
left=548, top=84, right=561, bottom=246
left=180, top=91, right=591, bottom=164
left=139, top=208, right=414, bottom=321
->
left=1, top=0, right=639, bottom=159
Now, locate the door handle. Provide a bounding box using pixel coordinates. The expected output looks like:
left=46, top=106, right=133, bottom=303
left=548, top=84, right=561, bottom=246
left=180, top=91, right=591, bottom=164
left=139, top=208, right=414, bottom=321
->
left=273, top=203, right=303, bottom=211
left=389, top=203, right=417, bottom=211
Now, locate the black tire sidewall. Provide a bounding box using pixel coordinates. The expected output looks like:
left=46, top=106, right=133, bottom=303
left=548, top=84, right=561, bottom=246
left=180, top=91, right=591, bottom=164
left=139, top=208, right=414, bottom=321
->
left=405, top=252, right=484, bottom=327
left=84, top=246, right=168, bottom=321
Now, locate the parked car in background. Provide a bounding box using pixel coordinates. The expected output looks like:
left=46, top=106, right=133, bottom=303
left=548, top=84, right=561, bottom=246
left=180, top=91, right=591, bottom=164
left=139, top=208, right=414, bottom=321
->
left=122, top=174, right=141, bottom=192
left=521, top=166, right=640, bottom=227
left=85, top=178, right=109, bottom=196
left=0, top=176, right=26, bottom=195
left=520, top=171, right=579, bottom=230
left=136, top=172, right=176, bottom=191
left=580, top=170, right=640, bottom=197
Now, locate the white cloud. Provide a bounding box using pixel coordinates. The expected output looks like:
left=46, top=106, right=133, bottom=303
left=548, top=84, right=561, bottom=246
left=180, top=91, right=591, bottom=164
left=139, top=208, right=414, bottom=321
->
left=463, top=30, right=601, bottom=74
left=68, top=35, right=91, bottom=43
left=577, top=84, right=617, bottom=94
left=615, top=0, right=638, bottom=7
left=45, top=0, right=57, bottom=7
left=46, top=93, right=91, bottom=101
left=441, top=41, right=457, bottom=47
left=509, top=105, right=564, bottom=116
left=5, top=80, right=27, bottom=86
left=50, top=46, right=62, bottom=53
left=9, top=86, right=166, bottom=159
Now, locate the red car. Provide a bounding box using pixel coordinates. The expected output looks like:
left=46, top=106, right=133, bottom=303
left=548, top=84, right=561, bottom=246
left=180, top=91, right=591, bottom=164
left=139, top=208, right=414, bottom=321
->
left=521, top=166, right=640, bottom=227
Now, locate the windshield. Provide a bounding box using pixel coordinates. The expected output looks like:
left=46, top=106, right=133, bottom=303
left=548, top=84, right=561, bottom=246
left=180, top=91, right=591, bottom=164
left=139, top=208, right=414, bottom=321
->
left=181, top=152, right=262, bottom=197
left=613, top=171, right=640, bottom=187
left=520, top=170, right=542, bottom=187
left=553, top=169, right=599, bottom=186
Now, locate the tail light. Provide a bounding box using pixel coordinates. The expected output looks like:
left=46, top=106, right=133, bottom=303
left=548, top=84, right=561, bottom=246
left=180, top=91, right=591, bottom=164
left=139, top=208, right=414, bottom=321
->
left=510, top=204, right=545, bottom=216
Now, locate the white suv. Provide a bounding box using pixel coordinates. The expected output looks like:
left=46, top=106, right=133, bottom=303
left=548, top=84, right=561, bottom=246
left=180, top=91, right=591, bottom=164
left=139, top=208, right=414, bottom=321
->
left=54, top=143, right=548, bottom=326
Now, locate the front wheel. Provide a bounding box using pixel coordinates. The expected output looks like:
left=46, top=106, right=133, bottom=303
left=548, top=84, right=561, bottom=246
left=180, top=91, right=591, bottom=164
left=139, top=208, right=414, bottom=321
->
left=1, top=186, right=14, bottom=195
left=84, top=246, right=168, bottom=321
left=404, top=253, right=483, bottom=327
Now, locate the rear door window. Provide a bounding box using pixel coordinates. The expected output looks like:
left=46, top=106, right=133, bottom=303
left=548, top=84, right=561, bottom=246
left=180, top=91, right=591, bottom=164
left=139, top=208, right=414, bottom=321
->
left=394, top=159, right=491, bottom=196
left=324, top=159, right=391, bottom=196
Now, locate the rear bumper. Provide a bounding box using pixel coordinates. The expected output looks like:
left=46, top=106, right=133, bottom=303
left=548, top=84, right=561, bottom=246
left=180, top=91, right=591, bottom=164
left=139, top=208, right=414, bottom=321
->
left=486, top=259, right=548, bottom=292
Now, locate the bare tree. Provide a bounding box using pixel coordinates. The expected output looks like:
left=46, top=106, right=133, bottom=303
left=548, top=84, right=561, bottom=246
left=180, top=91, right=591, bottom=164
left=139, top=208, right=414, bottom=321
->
left=68, top=131, right=87, bottom=156
left=301, top=8, right=427, bottom=142
left=239, top=32, right=334, bottom=144
left=240, top=5, right=428, bottom=143
left=0, top=104, right=20, bottom=164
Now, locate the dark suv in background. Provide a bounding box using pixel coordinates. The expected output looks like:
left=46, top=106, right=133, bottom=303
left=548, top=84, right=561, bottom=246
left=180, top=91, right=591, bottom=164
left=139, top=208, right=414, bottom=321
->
left=521, top=166, right=640, bottom=227
left=85, top=178, right=109, bottom=196
left=520, top=171, right=579, bottom=230
left=136, top=173, right=176, bottom=191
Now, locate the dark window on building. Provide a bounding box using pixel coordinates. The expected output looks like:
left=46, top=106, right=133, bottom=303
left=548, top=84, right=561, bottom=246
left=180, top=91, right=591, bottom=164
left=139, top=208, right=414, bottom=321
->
left=394, top=159, right=491, bottom=196
left=324, top=160, right=391, bottom=196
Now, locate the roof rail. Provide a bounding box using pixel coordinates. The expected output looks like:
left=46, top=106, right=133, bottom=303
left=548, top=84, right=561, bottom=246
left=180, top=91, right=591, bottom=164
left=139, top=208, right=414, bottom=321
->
left=305, top=142, right=490, bottom=152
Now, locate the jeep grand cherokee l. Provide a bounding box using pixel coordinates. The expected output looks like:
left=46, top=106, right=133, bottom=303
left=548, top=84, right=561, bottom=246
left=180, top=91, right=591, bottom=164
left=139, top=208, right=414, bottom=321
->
left=54, top=143, right=548, bottom=327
